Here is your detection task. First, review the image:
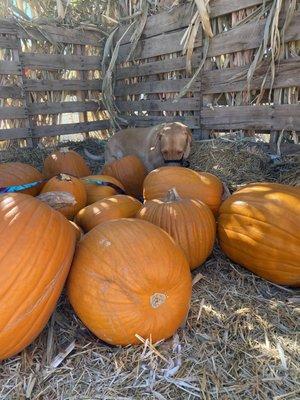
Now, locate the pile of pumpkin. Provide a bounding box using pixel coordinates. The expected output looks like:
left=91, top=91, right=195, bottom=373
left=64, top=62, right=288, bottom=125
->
left=0, top=148, right=299, bottom=361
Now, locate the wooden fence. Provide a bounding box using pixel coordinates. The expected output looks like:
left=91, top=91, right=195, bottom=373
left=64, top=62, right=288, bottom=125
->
left=0, top=0, right=300, bottom=146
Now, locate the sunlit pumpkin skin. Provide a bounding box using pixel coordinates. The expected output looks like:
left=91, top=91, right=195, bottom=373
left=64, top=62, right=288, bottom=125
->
left=43, top=148, right=91, bottom=178
left=143, top=167, right=223, bottom=215
left=0, top=193, right=76, bottom=360
left=0, top=162, right=43, bottom=196
left=75, top=194, right=142, bottom=232
left=41, top=174, right=87, bottom=219
left=81, top=175, right=125, bottom=205
left=218, top=182, right=300, bottom=286
left=102, top=155, right=147, bottom=198
left=137, top=188, right=216, bottom=270
left=69, top=221, right=84, bottom=242
left=67, top=219, right=192, bottom=346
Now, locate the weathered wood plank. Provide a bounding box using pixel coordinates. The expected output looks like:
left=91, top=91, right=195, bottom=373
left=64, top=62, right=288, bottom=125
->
left=119, top=115, right=199, bottom=129
left=0, top=19, right=103, bottom=46
left=33, top=120, right=110, bottom=138
left=118, top=29, right=202, bottom=62
left=117, top=3, right=194, bottom=43
left=0, top=86, right=22, bottom=99
left=202, top=58, right=300, bottom=94
left=116, top=54, right=201, bottom=80
left=209, top=0, right=264, bottom=18
left=21, top=53, right=101, bottom=70
left=28, top=101, right=103, bottom=115
left=115, top=78, right=201, bottom=96
left=0, top=127, right=30, bottom=140
left=0, top=61, right=21, bottom=74
left=0, top=36, right=18, bottom=49
left=208, top=11, right=300, bottom=57
left=0, top=106, right=26, bottom=119
left=116, top=98, right=200, bottom=112
left=24, top=79, right=102, bottom=92
left=201, top=104, right=300, bottom=131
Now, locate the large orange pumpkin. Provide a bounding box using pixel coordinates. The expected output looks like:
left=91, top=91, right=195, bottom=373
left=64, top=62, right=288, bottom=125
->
left=81, top=175, right=125, bottom=205
left=40, top=173, right=87, bottom=219
left=137, top=188, right=216, bottom=270
left=102, top=155, right=147, bottom=198
left=0, top=193, right=76, bottom=360
left=69, top=221, right=84, bottom=242
left=218, top=182, right=300, bottom=286
left=43, top=148, right=90, bottom=178
left=143, top=167, right=223, bottom=215
left=0, top=162, right=43, bottom=196
left=67, top=219, right=192, bottom=346
left=75, top=194, right=142, bottom=232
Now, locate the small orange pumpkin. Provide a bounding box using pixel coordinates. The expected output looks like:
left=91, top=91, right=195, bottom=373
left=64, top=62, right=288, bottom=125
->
left=0, top=162, right=43, bottom=196
left=41, top=173, right=87, bottom=219
left=137, top=188, right=216, bottom=270
left=43, top=148, right=90, bottom=178
left=218, top=182, right=300, bottom=286
left=143, top=166, right=223, bottom=215
left=67, top=219, right=192, bottom=346
left=81, top=175, right=125, bottom=205
left=75, top=194, right=142, bottom=232
left=102, top=155, right=147, bottom=198
left=0, top=193, right=76, bottom=360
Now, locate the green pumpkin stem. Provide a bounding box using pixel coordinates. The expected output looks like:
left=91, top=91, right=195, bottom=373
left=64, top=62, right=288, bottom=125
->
left=165, top=188, right=181, bottom=202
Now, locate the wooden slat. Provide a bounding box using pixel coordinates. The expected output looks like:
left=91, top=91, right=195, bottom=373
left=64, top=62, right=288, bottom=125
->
left=120, top=115, right=199, bottom=129
left=118, top=29, right=202, bottom=63
left=28, top=101, right=102, bottom=115
left=33, top=120, right=110, bottom=138
left=21, top=54, right=101, bottom=70
left=115, top=78, right=201, bottom=96
left=116, top=98, right=200, bottom=112
left=0, top=86, right=22, bottom=99
left=24, top=79, right=102, bottom=92
left=0, top=61, right=21, bottom=74
left=201, top=104, right=300, bottom=131
left=0, top=106, right=26, bottom=119
left=116, top=54, right=201, bottom=80
left=209, top=0, right=264, bottom=18
left=0, top=36, right=18, bottom=49
left=202, top=58, right=300, bottom=94
left=208, top=11, right=300, bottom=57
left=0, top=127, right=30, bottom=140
left=117, top=3, right=194, bottom=43
left=0, top=19, right=103, bottom=46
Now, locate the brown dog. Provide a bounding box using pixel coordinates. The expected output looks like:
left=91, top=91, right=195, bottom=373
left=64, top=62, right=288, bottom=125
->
left=88, top=122, right=192, bottom=172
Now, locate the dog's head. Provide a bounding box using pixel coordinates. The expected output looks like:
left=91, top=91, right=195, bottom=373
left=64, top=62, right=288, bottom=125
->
left=156, top=122, right=192, bottom=166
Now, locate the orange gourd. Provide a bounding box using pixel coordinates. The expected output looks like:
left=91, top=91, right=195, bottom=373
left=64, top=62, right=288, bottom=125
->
left=143, top=166, right=223, bottom=215
left=218, top=182, right=300, bottom=286
left=69, top=221, right=84, bottom=242
left=102, top=155, right=147, bottom=198
left=81, top=175, right=125, bottom=205
left=0, top=162, right=43, bottom=196
left=41, top=173, right=87, bottom=219
left=0, top=193, right=76, bottom=360
left=43, top=148, right=90, bottom=178
left=75, top=194, right=142, bottom=232
left=67, top=219, right=192, bottom=346
left=137, top=188, right=216, bottom=270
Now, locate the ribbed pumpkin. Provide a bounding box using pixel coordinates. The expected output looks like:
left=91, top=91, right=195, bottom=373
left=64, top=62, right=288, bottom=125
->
left=43, top=148, right=90, bottom=178
left=218, top=182, right=300, bottom=286
left=102, top=155, right=147, bottom=198
left=69, top=221, right=83, bottom=242
left=81, top=175, right=125, bottom=205
left=40, top=173, right=87, bottom=219
left=67, top=219, right=192, bottom=346
left=0, top=162, right=43, bottom=196
left=0, top=193, right=76, bottom=360
left=137, top=188, right=216, bottom=270
left=75, top=194, right=142, bottom=232
left=143, top=167, right=223, bottom=215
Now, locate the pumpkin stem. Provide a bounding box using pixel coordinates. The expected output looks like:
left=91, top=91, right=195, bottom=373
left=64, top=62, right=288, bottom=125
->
left=150, top=293, right=167, bottom=309
left=37, top=191, right=76, bottom=210
left=57, top=173, right=72, bottom=182
left=165, top=188, right=181, bottom=202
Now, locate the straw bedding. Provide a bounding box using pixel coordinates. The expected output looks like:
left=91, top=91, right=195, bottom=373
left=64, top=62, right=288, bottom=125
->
left=0, top=138, right=299, bottom=400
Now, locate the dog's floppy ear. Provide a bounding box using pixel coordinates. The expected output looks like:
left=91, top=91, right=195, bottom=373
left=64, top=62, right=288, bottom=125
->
left=152, top=125, right=165, bottom=151
left=183, top=127, right=192, bottom=159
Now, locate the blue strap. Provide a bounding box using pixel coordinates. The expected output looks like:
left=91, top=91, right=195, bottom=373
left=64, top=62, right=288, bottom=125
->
left=0, top=179, right=46, bottom=194
left=83, top=179, right=126, bottom=195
